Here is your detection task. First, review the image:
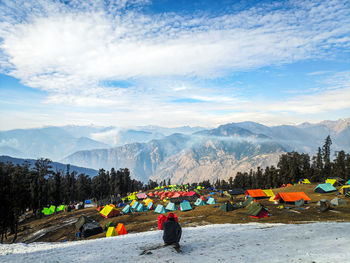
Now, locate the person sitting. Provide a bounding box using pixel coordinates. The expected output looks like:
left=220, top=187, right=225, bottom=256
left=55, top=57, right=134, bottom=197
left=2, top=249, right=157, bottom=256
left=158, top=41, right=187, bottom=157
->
left=162, top=213, right=182, bottom=248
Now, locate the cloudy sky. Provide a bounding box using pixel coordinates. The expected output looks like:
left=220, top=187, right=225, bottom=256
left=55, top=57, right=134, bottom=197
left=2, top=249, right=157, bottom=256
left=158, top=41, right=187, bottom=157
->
left=0, top=0, right=349, bottom=130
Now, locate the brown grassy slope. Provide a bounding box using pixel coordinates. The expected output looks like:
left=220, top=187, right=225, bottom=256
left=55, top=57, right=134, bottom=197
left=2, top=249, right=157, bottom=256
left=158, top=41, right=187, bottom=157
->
left=5, top=183, right=350, bottom=243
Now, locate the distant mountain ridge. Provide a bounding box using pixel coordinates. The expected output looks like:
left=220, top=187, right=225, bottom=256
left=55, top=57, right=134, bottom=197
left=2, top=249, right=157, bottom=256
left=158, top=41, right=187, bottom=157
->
left=1, top=118, right=349, bottom=183
left=0, top=155, right=98, bottom=178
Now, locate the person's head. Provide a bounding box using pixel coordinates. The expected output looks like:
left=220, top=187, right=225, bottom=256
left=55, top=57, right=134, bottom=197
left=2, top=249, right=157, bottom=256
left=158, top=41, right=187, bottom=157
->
left=168, top=213, right=175, bottom=221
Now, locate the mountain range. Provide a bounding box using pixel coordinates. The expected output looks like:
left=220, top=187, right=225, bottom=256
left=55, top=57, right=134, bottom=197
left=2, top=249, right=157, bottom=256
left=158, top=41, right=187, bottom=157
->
left=1, top=118, right=349, bottom=183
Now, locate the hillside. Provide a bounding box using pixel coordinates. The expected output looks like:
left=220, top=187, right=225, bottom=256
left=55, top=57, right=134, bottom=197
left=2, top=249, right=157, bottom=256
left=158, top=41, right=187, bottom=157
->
left=3, top=183, right=350, bottom=246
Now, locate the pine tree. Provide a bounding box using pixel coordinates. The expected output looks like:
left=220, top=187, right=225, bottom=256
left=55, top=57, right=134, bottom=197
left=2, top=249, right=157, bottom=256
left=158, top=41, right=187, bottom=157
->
left=322, top=135, right=332, bottom=179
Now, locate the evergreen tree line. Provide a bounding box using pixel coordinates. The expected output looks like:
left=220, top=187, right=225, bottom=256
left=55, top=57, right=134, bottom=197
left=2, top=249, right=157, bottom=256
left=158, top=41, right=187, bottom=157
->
left=195, top=136, right=350, bottom=190
left=0, top=159, right=147, bottom=243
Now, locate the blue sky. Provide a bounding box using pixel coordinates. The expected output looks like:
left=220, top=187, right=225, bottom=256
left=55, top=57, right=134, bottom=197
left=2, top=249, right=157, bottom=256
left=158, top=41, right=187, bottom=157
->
left=0, top=0, right=349, bottom=130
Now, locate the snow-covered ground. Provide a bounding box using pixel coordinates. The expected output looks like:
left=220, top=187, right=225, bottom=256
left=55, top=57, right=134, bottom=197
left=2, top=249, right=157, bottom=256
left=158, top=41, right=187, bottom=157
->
left=0, top=222, right=349, bottom=263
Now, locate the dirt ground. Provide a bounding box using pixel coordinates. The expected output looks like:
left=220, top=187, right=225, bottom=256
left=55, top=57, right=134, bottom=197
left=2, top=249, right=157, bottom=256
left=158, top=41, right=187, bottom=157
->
left=4, top=183, right=350, bottom=244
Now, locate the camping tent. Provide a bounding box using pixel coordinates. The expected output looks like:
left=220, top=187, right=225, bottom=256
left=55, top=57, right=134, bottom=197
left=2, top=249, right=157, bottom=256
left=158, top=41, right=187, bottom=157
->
left=155, top=204, right=167, bottom=214
left=136, top=203, right=147, bottom=212
left=274, top=192, right=311, bottom=203
left=194, top=198, right=206, bottom=206
left=56, top=205, right=65, bottom=212
left=147, top=202, right=154, bottom=210
left=106, top=227, right=118, bottom=237
left=262, top=189, right=274, bottom=197
left=180, top=201, right=192, bottom=211
left=301, top=179, right=311, bottom=184
left=295, top=199, right=305, bottom=207
left=339, top=185, right=350, bottom=195
left=207, top=197, right=216, bottom=205
left=246, top=201, right=268, bottom=218
left=245, top=189, right=266, bottom=198
left=85, top=199, right=92, bottom=204
left=75, top=216, right=93, bottom=231
left=314, top=183, right=337, bottom=193
left=165, top=202, right=177, bottom=211
left=136, top=193, right=147, bottom=199
left=131, top=201, right=139, bottom=209
left=268, top=195, right=276, bottom=202
left=100, top=205, right=120, bottom=218
left=130, top=200, right=137, bottom=206
left=330, top=197, right=347, bottom=207
left=81, top=221, right=103, bottom=238
left=243, top=197, right=254, bottom=206
left=122, top=204, right=134, bottom=214
left=228, top=188, right=245, bottom=195
left=220, top=202, right=234, bottom=212
left=325, top=179, right=337, bottom=186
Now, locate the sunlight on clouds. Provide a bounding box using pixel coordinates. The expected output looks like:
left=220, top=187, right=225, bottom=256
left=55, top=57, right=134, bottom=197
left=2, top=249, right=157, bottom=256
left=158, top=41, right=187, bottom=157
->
left=0, top=0, right=349, bottom=128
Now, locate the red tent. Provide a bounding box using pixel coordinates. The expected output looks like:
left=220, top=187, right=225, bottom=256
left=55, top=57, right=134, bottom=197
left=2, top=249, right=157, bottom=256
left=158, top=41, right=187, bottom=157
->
left=185, top=191, right=198, bottom=196
left=172, top=192, right=181, bottom=198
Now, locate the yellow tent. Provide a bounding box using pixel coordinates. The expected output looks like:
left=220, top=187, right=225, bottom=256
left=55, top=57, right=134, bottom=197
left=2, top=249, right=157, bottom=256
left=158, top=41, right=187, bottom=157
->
left=301, top=179, right=311, bottom=184
left=100, top=205, right=119, bottom=218
left=263, top=189, right=274, bottom=197
left=339, top=185, right=350, bottom=194
left=106, top=227, right=118, bottom=237
left=269, top=195, right=276, bottom=202
left=144, top=198, right=153, bottom=206
left=326, top=179, right=337, bottom=186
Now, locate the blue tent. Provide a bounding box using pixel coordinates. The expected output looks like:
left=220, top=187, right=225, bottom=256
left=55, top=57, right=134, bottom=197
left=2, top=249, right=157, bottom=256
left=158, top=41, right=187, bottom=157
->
left=132, top=201, right=139, bottom=209
left=180, top=201, right=192, bottom=211
left=136, top=203, right=147, bottom=212
left=165, top=202, right=177, bottom=211
left=207, top=197, right=216, bottom=205
left=346, top=180, right=350, bottom=185
left=194, top=198, right=206, bottom=206
left=118, top=202, right=125, bottom=208
left=155, top=204, right=167, bottom=214
left=122, top=204, right=134, bottom=214
left=85, top=199, right=92, bottom=204
left=147, top=202, right=154, bottom=210
left=314, top=183, right=337, bottom=193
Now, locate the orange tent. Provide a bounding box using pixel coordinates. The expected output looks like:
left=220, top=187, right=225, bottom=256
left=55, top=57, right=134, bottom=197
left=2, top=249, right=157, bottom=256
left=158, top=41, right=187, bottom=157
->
left=274, top=192, right=311, bottom=202
left=116, top=223, right=127, bottom=235
left=286, top=184, right=293, bottom=187
left=245, top=189, right=266, bottom=198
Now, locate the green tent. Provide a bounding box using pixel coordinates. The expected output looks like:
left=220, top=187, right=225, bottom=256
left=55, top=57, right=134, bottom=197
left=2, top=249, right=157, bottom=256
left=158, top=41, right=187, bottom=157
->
left=207, top=197, right=216, bottom=205
left=194, top=198, right=206, bottom=206
left=122, top=204, right=134, bottom=214
left=243, top=197, right=254, bottom=206
left=220, top=202, right=234, bottom=212
left=247, top=202, right=263, bottom=217
left=42, top=205, right=56, bottom=215
left=41, top=207, right=50, bottom=215
left=155, top=204, right=167, bottom=214
left=165, top=202, right=177, bottom=211
left=180, top=202, right=192, bottom=211
left=295, top=199, right=304, bottom=207
left=56, top=205, right=65, bottom=212
left=330, top=197, right=347, bottom=207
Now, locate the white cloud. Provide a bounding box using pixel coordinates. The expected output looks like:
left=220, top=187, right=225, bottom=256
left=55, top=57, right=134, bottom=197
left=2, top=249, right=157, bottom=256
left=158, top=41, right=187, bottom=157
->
left=0, top=0, right=349, bottom=129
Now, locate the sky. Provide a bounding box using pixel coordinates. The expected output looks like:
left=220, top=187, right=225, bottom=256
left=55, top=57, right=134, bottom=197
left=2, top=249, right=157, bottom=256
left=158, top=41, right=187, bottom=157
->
left=0, top=0, right=349, bottom=130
